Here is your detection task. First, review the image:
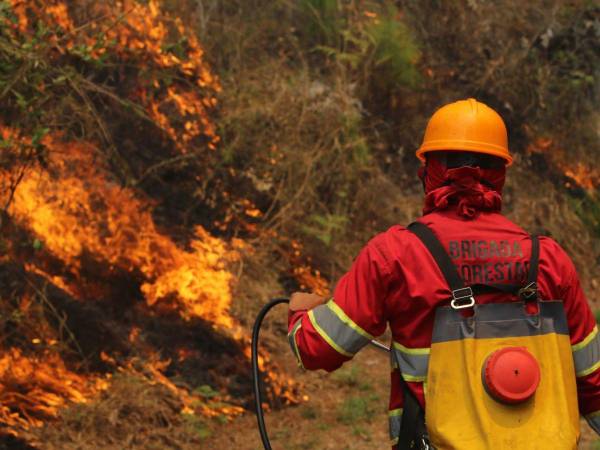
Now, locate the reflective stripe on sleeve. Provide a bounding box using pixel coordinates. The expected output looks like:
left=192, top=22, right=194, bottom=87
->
left=392, top=342, right=430, bottom=382
left=585, top=410, right=600, bottom=435
left=572, top=326, right=600, bottom=377
left=307, top=301, right=373, bottom=357
left=388, top=408, right=403, bottom=442
left=287, top=319, right=305, bottom=369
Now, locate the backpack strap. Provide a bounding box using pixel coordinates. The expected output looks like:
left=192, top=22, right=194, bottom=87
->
left=529, top=235, right=540, bottom=283
left=397, top=384, right=428, bottom=450
left=460, top=237, right=540, bottom=300
left=518, top=235, right=540, bottom=300
left=407, top=222, right=475, bottom=309
left=408, top=222, right=541, bottom=303
left=471, top=283, right=521, bottom=295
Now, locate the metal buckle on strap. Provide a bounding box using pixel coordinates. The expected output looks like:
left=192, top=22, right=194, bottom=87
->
left=518, top=282, right=538, bottom=300
left=451, top=287, right=475, bottom=310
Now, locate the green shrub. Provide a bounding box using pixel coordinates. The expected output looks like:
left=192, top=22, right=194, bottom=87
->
left=364, top=10, right=420, bottom=90
left=298, top=1, right=420, bottom=93
left=336, top=394, right=379, bottom=425
left=302, top=214, right=349, bottom=246
left=298, top=0, right=341, bottom=48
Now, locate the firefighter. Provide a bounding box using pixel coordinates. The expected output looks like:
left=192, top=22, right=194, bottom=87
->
left=287, top=98, right=600, bottom=449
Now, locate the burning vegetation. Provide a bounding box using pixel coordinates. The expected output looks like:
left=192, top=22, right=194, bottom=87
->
left=527, top=135, right=600, bottom=193
left=8, top=132, right=238, bottom=326
left=0, top=0, right=303, bottom=445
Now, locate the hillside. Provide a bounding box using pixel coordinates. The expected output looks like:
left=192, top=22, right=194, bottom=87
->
left=0, top=1, right=598, bottom=449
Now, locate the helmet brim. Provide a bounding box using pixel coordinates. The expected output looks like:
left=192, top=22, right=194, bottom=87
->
left=416, top=144, right=513, bottom=166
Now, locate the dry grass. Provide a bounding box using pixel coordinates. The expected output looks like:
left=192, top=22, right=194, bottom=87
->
left=26, top=375, right=205, bottom=450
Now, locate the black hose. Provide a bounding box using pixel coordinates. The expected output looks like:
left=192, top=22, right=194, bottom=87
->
left=251, top=297, right=289, bottom=450
left=251, top=297, right=391, bottom=449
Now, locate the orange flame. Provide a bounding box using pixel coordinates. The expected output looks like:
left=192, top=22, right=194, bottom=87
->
left=0, top=0, right=298, bottom=437
left=0, top=130, right=255, bottom=434
left=290, top=240, right=330, bottom=297
left=5, top=133, right=237, bottom=327
left=0, top=348, right=108, bottom=432
left=562, top=163, right=600, bottom=191
left=5, top=0, right=220, bottom=152
left=527, top=136, right=599, bottom=191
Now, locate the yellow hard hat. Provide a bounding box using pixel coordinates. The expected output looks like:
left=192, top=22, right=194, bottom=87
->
left=416, top=98, right=512, bottom=165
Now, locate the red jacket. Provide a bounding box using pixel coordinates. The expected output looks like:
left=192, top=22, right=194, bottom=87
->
left=288, top=209, right=600, bottom=443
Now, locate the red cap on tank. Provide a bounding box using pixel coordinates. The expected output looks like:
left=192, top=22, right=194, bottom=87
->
left=482, top=347, right=540, bottom=404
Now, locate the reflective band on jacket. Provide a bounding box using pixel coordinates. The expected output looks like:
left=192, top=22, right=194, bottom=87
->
left=308, top=300, right=374, bottom=357
left=388, top=408, right=403, bottom=443
left=392, top=342, right=430, bottom=382
left=586, top=410, right=600, bottom=435
left=287, top=319, right=305, bottom=369
left=572, top=326, right=600, bottom=377
left=431, top=301, right=569, bottom=343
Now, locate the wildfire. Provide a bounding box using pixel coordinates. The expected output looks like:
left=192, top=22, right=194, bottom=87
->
left=107, top=353, right=245, bottom=419
left=290, top=240, right=331, bottom=297
left=0, top=128, right=300, bottom=436
left=0, top=0, right=299, bottom=441
left=0, top=131, right=244, bottom=435
left=0, top=348, right=108, bottom=432
left=5, top=0, right=220, bottom=152
left=5, top=132, right=237, bottom=327
left=527, top=136, right=599, bottom=192
left=562, top=163, right=600, bottom=192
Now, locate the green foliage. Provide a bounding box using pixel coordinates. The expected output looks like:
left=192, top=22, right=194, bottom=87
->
left=301, top=213, right=348, bottom=246
left=273, top=426, right=291, bottom=440
left=336, top=394, right=379, bottom=425
left=32, top=238, right=43, bottom=250
left=332, top=365, right=361, bottom=386
left=365, top=12, right=420, bottom=90
left=0, top=1, right=109, bottom=169
left=300, top=0, right=420, bottom=93
left=299, top=405, right=319, bottom=420
left=570, top=193, right=600, bottom=239
left=299, top=0, right=341, bottom=48
left=200, top=0, right=424, bottom=277
left=332, top=365, right=373, bottom=391
left=181, top=412, right=212, bottom=439
left=351, top=424, right=372, bottom=440
left=195, top=384, right=219, bottom=399
left=0, top=0, right=220, bottom=197
left=0, top=5, right=69, bottom=132
left=317, top=422, right=331, bottom=431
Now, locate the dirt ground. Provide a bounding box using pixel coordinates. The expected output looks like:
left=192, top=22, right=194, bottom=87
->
left=205, top=336, right=600, bottom=450
left=204, top=343, right=391, bottom=450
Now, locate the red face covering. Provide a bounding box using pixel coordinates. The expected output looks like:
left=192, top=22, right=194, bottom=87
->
left=418, top=154, right=506, bottom=219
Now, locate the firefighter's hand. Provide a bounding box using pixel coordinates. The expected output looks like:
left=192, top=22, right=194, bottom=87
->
left=289, top=292, right=326, bottom=311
